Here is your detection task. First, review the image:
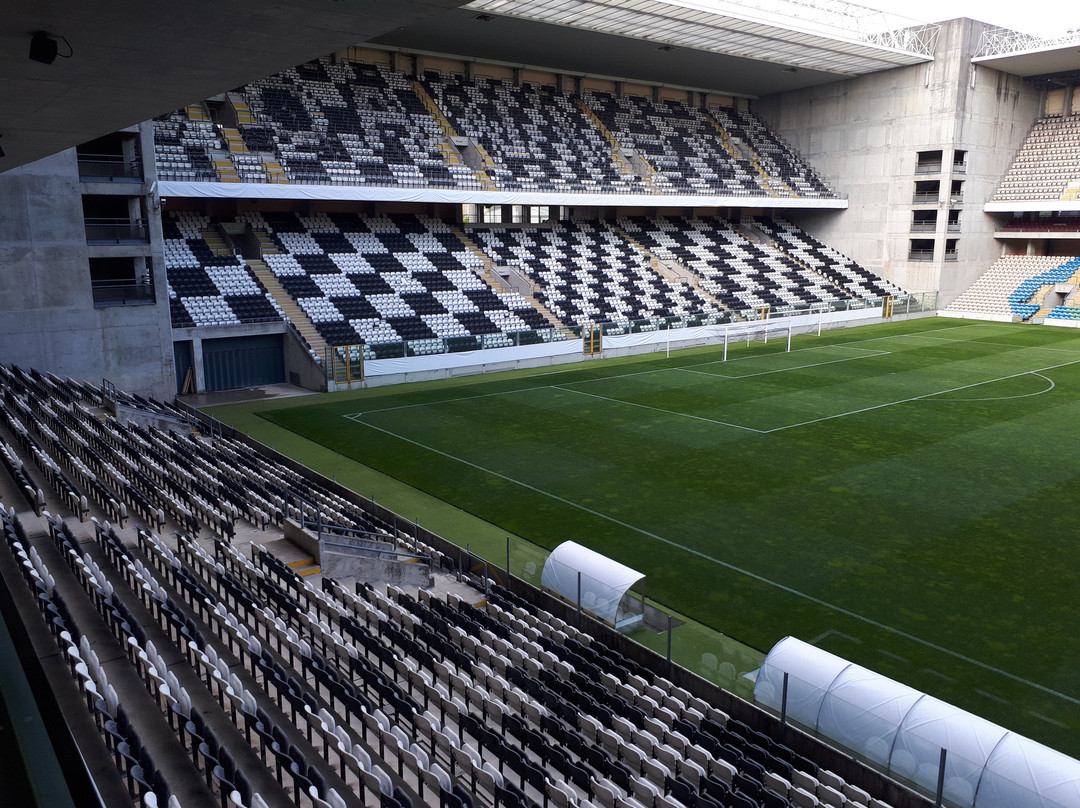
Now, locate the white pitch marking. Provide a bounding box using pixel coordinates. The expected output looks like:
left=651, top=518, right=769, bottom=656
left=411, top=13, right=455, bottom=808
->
left=344, top=417, right=1080, bottom=707
left=551, top=385, right=765, bottom=433
left=763, top=359, right=1080, bottom=434
left=678, top=349, right=890, bottom=380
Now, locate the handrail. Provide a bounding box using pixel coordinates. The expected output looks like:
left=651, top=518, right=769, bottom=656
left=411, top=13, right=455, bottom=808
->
left=320, top=539, right=431, bottom=564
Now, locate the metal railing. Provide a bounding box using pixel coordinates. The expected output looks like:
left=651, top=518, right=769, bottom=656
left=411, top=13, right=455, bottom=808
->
left=90, top=279, right=155, bottom=305
left=326, top=293, right=940, bottom=374
left=77, top=154, right=143, bottom=182
left=912, top=193, right=939, bottom=204
left=84, top=218, right=149, bottom=244
left=908, top=249, right=935, bottom=262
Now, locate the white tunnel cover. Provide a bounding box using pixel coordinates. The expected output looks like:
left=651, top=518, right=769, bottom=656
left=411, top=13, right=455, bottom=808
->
left=540, top=541, right=644, bottom=626
left=754, top=637, right=1080, bottom=808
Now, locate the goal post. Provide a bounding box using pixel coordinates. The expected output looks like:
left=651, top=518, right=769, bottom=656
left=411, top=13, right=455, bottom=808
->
left=713, top=317, right=820, bottom=361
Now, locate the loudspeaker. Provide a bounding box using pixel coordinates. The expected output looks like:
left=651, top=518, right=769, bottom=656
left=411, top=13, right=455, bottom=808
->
left=29, top=32, right=58, bottom=65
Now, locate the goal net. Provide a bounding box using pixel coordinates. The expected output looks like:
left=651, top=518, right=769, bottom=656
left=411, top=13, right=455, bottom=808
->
left=711, top=317, right=822, bottom=359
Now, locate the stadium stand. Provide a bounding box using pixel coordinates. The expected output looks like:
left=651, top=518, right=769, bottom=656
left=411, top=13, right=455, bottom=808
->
left=943, top=255, right=1072, bottom=318
left=991, top=113, right=1080, bottom=203
left=154, top=57, right=842, bottom=200
left=164, top=212, right=284, bottom=328
left=0, top=363, right=920, bottom=808
left=238, top=59, right=482, bottom=189
left=583, top=92, right=766, bottom=196
left=709, top=108, right=835, bottom=199
left=153, top=109, right=222, bottom=182
left=617, top=215, right=898, bottom=312
left=466, top=220, right=717, bottom=326
left=748, top=218, right=903, bottom=300
left=420, top=73, right=642, bottom=194
left=236, top=210, right=551, bottom=356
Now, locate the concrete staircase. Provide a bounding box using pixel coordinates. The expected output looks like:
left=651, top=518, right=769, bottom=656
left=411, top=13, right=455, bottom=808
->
left=263, top=160, right=289, bottom=183
left=220, top=127, right=249, bottom=155
left=704, top=111, right=794, bottom=198
left=576, top=99, right=654, bottom=188
left=286, top=556, right=322, bottom=577
left=449, top=225, right=564, bottom=328
left=227, top=93, right=256, bottom=126
left=211, top=158, right=240, bottom=182
left=411, top=80, right=497, bottom=190
left=185, top=103, right=209, bottom=121
left=201, top=229, right=232, bottom=257
left=247, top=251, right=327, bottom=356
left=613, top=225, right=728, bottom=311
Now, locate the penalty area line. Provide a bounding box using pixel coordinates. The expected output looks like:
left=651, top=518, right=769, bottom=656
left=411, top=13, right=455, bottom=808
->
left=764, top=358, right=1080, bottom=433
left=343, top=416, right=1080, bottom=707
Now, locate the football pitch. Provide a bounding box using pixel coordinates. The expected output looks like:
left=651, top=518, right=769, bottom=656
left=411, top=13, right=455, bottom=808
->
left=217, top=318, right=1080, bottom=756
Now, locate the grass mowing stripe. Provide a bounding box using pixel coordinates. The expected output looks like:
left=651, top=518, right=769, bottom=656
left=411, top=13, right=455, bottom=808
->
left=551, top=384, right=765, bottom=432
left=764, top=356, right=1080, bottom=433
left=676, top=348, right=890, bottom=379
left=345, top=409, right=1080, bottom=708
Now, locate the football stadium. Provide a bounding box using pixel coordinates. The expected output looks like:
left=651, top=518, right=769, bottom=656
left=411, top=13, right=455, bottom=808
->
left=1, top=2, right=1079, bottom=808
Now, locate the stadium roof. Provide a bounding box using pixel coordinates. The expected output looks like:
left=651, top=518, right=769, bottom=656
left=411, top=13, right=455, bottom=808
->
left=0, top=0, right=467, bottom=172
left=972, top=27, right=1080, bottom=78
left=373, top=0, right=938, bottom=97
left=0, top=0, right=959, bottom=174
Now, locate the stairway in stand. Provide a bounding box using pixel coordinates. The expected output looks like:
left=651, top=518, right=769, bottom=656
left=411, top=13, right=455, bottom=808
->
left=247, top=252, right=327, bottom=357
left=449, top=225, right=564, bottom=329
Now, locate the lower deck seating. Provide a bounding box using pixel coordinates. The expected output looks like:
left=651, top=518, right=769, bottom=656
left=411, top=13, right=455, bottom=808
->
left=164, top=211, right=283, bottom=328
left=166, top=209, right=905, bottom=353
left=238, top=210, right=550, bottom=356
left=468, top=220, right=715, bottom=326
left=0, top=365, right=917, bottom=808
left=945, top=255, right=1080, bottom=319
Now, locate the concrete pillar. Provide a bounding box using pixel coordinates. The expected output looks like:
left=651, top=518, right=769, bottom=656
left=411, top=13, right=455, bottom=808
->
left=192, top=334, right=206, bottom=393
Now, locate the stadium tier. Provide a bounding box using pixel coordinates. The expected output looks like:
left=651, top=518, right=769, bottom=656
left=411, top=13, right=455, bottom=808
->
left=0, top=363, right=921, bottom=808
left=163, top=210, right=901, bottom=356
left=991, top=113, right=1080, bottom=203
left=420, top=73, right=642, bottom=195
left=465, top=220, right=715, bottom=326
left=944, top=255, right=1080, bottom=320
left=9, top=11, right=1080, bottom=807
left=165, top=212, right=284, bottom=328
left=153, top=57, right=838, bottom=200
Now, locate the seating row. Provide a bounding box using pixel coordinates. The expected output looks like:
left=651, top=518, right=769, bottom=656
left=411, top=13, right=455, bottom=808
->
left=153, top=57, right=837, bottom=200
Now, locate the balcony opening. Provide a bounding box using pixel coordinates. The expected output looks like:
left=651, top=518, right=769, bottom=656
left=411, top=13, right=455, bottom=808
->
left=83, top=195, right=149, bottom=244
left=953, top=149, right=967, bottom=173
left=89, top=256, right=155, bottom=306
left=947, top=210, right=961, bottom=233
left=909, top=239, right=935, bottom=261
left=915, top=149, right=943, bottom=175
left=911, top=210, right=937, bottom=233
left=76, top=132, right=143, bottom=182
left=950, top=179, right=964, bottom=204
left=913, top=180, right=939, bottom=204
left=945, top=239, right=959, bottom=261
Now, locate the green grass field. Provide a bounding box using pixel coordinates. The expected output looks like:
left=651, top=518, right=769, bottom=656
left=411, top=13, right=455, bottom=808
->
left=212, top=318, right=1080, bottom=756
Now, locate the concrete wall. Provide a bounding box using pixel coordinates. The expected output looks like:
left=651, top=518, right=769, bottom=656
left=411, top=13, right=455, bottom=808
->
left=753, top=19, right=1043, bottom=305
left=0, top=123, right=175, bottom=398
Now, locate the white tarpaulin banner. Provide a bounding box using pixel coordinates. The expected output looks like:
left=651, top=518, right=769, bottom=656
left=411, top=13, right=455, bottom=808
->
left=540, top=541, right=644, bottom=626
left=158, top=180, right=847, bottom=210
